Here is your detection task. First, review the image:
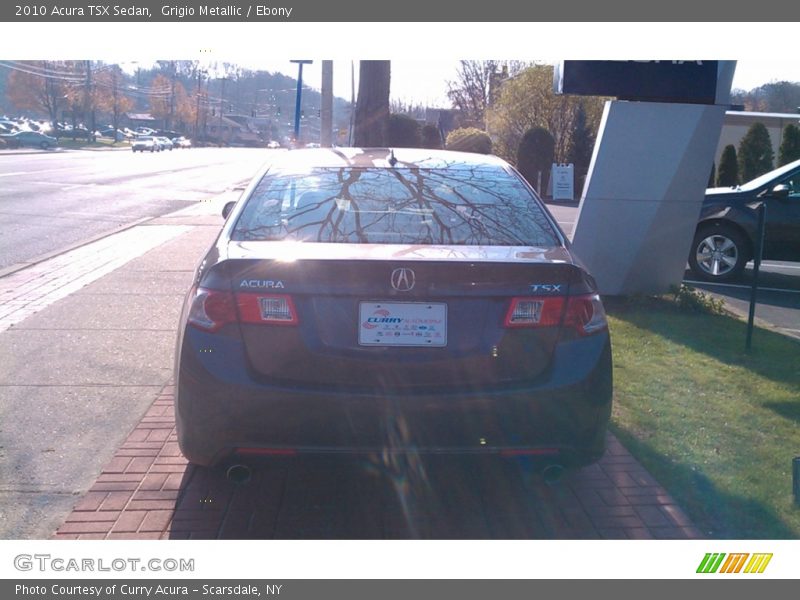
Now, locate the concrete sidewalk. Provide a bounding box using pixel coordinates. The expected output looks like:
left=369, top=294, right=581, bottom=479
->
left=0, top=195, right=232, bottom=539
left=1, top=194, right=703, bottom=539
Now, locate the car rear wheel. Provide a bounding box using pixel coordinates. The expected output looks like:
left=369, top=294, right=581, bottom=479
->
left=40, top=141, right=50, bottom=149
left=688, top=224, right=749, bottom=281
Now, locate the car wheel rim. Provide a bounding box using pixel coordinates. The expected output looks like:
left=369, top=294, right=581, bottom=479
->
left=696, top=234, right=738, bottom=276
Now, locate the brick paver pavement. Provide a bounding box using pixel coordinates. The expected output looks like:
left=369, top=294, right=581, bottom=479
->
left=54, top=383, right=703, bottom=540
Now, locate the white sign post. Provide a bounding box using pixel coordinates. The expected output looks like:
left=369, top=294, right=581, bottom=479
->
left=551, top=163, right=574, bottom=201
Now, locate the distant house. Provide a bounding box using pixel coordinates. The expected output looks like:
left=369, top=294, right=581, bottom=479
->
left=716, top=111, right=800, bottom=166
left=206, top=115, right=247, bottom=144
left=124, top=113, right=163, bottom=131
left=206, top=115, right=262, bottom=146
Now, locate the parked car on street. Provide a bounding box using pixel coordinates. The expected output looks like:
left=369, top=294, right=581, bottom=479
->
left=99, top=127, right=130, bottom=141
left=0, top=130, right=58, bottom=149
left=131, top=135, right=158, bottom=152
left=688, top=158, right=800, bottom=281
left=174, top=148, right=613, bottom=471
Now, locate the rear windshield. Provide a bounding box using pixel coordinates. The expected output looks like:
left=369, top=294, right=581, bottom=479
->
left=231, top=167, right=560, bottom=247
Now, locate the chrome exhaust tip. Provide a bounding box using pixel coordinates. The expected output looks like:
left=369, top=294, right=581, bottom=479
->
left=226, top=464, right=252, bottom=485
left=542, top=464, right=565, bottom=485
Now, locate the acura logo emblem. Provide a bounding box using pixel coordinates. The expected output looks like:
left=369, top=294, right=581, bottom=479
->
left=390, top=268, right=415, bottom=291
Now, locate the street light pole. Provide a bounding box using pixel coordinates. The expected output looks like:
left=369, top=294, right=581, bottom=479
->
left=290, top=60, right=312, bottom=145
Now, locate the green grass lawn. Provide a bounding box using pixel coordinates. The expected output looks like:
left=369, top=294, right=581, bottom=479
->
left=606, top=296, right=800, bottom=538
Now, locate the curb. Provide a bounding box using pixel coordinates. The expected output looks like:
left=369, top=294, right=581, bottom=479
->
left=715, top=294, right=800, bottom=342
left=0, top=216, right=155, bottom=280
left=1, top=146, right=131, bottom=156
left=0, top=181, right=247, bottom=281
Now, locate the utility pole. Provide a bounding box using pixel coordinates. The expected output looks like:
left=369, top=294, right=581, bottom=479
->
left=218, top=77, right=227, bottom=147
left=85, top=60, right=95, bottom=142
left=168, top=61, right=176, bottom=132
left=321, top=60, right=333, bottom=147
left=194, top=69, right=203, bottom=141
left=290, top=60, right=312, bottom=145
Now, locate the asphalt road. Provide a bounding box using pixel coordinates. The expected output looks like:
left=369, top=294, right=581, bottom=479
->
left=0, top=147, right=272, bottom=272
left=546, top=201, right=800, bottom=338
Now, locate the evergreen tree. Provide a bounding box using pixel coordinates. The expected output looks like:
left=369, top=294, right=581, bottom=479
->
left=717, top=144, right=738, bottom=187
left=738, top=123, right=774, bottom=182
left=567, top=103, right=594, bottom=192
left=778, top=123, right=800, bottom=166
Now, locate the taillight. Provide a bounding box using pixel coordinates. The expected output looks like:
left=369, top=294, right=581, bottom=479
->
left=564, top=293, right=608, bottom=336
left=187, top=288, right=237, bottom=332
left=504, top=297, right=565, bottom=328
left=504, top=294, right=607, bottom=336
left=187, top=288, right=298, bottom=331
left=236, top=293, right=298, bottom=326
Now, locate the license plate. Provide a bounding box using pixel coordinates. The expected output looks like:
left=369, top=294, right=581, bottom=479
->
left=359, top=302, right=447, bottom=347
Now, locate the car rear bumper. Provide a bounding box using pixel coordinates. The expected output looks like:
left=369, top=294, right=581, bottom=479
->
left=175, top=330, right=612, bottom=467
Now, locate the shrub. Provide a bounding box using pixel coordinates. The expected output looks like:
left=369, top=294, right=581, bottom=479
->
left=670, top=284, right=726, bottom=315
left=421, top=124, right=443, bottom=149
left=445, top=127, right=492, bottom=154
left=386, top=114, right=421, bottom=148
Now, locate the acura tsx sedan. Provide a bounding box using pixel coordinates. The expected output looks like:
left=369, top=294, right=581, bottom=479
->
left=174, top=148, right=612, bottom=468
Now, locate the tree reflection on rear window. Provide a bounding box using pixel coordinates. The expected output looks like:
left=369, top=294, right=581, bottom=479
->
left=231, top=167, right=560, bottom=247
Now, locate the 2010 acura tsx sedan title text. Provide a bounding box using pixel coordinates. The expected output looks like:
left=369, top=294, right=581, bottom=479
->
left=174, top=148, right=612, bottom=469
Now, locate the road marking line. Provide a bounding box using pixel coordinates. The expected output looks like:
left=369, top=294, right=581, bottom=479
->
left=61, top=183, right=98, bottom=191
left=683, top=280, right=800, bottom=295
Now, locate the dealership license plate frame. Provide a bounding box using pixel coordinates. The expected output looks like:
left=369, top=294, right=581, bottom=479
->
left=358, top=301, right=447, bottom=347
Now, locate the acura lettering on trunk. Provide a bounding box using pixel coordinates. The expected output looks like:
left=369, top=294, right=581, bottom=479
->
left=174, top=148, right=612, bottom=471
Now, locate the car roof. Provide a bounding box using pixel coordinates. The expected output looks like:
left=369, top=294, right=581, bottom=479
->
left=264, top=148, right=511, bottom=171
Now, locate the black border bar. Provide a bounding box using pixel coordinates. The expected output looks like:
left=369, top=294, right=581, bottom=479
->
left=3, top=0, right=800, bottom=21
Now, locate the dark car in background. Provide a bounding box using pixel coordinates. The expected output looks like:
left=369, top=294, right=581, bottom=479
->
left=174, top=148, right=613, bottom=471
left=0, top=130, right=58, bottom=149
left=688, top=158, right=800, bottom=281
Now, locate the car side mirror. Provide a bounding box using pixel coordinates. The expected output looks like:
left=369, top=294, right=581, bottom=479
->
left=770, top=184, right=791, bottom=199
left=222, top=201, right=236, bottom=219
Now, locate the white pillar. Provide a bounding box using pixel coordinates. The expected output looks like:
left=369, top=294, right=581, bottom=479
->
left=571, top=100, right=728, bottom=295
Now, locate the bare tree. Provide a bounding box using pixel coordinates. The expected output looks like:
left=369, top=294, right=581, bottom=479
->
left=95, top=64, right=133, bottom=141
left=446, top=61, right=499, bottom=129
left=354, top=61, right=390, bottom=147
left=6, top=61, right=71, bottom=129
